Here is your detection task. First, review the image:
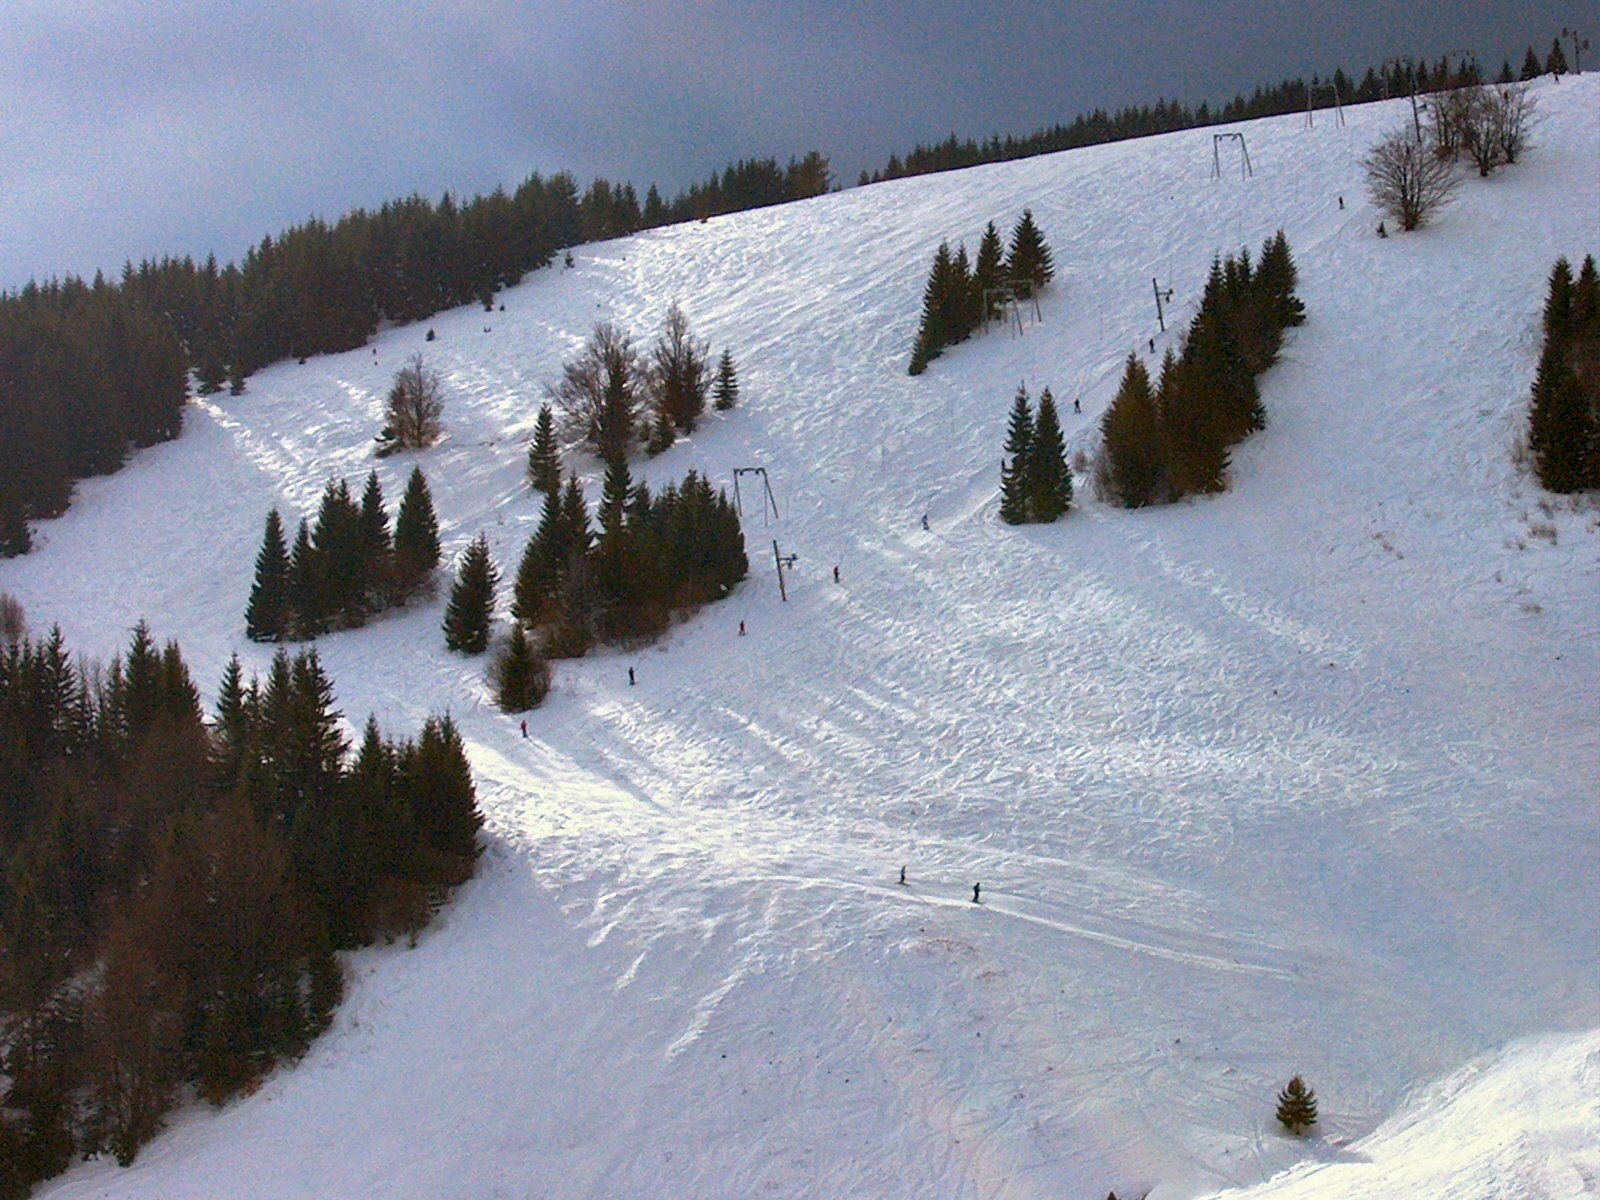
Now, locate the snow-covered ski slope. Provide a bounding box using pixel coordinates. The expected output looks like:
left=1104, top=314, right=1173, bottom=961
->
left=9, top=77, right=1599, bottom=1199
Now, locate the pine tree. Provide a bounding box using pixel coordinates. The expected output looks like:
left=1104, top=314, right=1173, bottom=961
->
left=1546, top=38, right=1569, bottom=76
left=405, top=714, right=481, bottom=869
left=909, top=242, right=954, bottom=375
left=513, top=486, right=565, bottom=624
left=493, top=623, right=550, bottom=713
left=1101, top=355, right=1166, bottom=507
left=442, top=535, right=498, bottom=654
left=559, top=473, right=594, bottom=562
left=1275, top=1076, right=1318, bottom=1134
left=946, top=243, right=977, bottom=343
left=1006, top=209, right=1055, bottom=297
left=527, top=404, right=561, bottom=494
left=1543, top=257, right=1575, bottom=346
left=246, top=509, right=292, bottom=642
left=1573, top=256, right=1600, bottom=334
left=393, top=467, right=441, bottom=597
left=999, top=386, right=1034, bottom=525
left=311, top=479, right=366, bottom=627
left=1029, top=388, right=1072, bottom=521
left=713, top=349, right=740, bottom=411
left=1521, top=45, right=1542, bottom=80
left=1528, top=339, right=1593, bottom=492
left=647, top=401, right=676, bottom=455
left=358, top=471, right=392, bottom=607
left=649, top=302, right=710, bottom=431
left=289, top=518, right=322, bottom=637
left=975, top=221, right=1006, bottom=319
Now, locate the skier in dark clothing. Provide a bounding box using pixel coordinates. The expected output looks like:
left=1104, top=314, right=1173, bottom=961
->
left=628, top=667, right=635, bottom=686
left=1073, top=397, right=1081, bottom=414
left=972, top=882, right=981, bottom=903
left=833, top=565, right=840, bottom=584
left=899, top=865, right=907, bottom=885
left=921, top=513, right=930, bottom=531
left=738, top=620, right=746, bottom=636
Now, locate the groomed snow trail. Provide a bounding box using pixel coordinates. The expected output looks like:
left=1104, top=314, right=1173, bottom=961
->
left=9, top=79, right=1598, bottom=1199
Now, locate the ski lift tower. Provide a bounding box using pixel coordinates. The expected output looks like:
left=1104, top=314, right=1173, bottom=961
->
left=732, top=466, right=779, bottom=525
left=1211, top=132, right=1254, bottom=181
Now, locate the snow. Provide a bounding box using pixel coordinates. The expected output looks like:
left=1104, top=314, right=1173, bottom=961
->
left=6, top=76, right=1598, bottom=1199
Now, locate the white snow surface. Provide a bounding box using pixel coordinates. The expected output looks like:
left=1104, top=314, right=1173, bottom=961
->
left=7, top=78, right=1599, bottom=1199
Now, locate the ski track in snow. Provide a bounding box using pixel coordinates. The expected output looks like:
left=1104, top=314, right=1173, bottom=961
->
left=8, top=78, right=1599, bottom=1199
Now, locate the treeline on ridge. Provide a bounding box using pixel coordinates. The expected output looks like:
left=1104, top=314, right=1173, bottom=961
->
left=0, top=622, right=479, bottom=1193
left=862, top=43, right=1571, bottom=186
left=1099, top=231, right=1304, bottom=506
left=0, top=156, right=822, bottom=562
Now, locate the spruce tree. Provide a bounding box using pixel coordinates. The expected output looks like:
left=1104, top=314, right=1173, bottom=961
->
left=1006, top=209, right=1055, bottom=297
left=406, top=714, right=481, bottom=867
left=999, top=386, right=1035, bottom=525
left=1573, top=256, right=1600, bottom=333
left=311, top=479, right=366, bottom=627
left=1546, top=38, right=1568, bottom=76
left=647, top=401, right=676, bottom=455
left=246, top=509, right=292, bottom=642
left=975, top=221, right=1005, bottom=319
left=947, top=243, right=977, bottom=343
left=559, top=474, right=594, bottom=563
left=442, top=535, right=499, bottom=654
left=1029, top=388, right=1072, bottom=521
left=513, top=487, right=565, bottom=624
left=1101, top=355, right=1166, bottom=507
left=289, top=518, right=322, bottom=637
left=527, top=404, right=561, bottom=494
left=1543, top=257, right=1575, bottom=346
left=358, top=471, right=392, bottom=606
left=1521, top=45, right=1542, bottom=80
left=1528, top=340, right=1593, bottom=492
left=393, top=467, right=441, bottom=597
left=493, top=623, right=551, bottom=713
left=713, top=349, right=740, bottom=411
left=909, top=242, right=954, bottom=375
left=1275, top=1076, right=1318, bottom=1134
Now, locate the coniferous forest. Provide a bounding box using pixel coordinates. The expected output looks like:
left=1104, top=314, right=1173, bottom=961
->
left=1099, top=231, right=1304, bottom=506
left=0, top=622, right=479, bottom=1194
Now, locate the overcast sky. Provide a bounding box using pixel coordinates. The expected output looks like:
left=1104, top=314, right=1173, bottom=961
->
left=0, top=1, right=1586, bottom=288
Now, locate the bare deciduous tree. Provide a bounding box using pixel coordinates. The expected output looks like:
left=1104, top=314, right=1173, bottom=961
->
left=377, top=354, right=446, bottom=455
left=1363, top=127, right=1461, bottom=231
left=1492, top=82, right=1539, bottom=165
left=549, top=322, right=641, bottom=462
left=648, top=303, right=710, bottom=432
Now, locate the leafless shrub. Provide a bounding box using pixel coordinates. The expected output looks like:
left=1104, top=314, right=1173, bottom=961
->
left=1492, top=83, right=1539, bottom=165
left=377, top=354, right=446, bottom=455
left=1363, top=126, right=1460, bottom=231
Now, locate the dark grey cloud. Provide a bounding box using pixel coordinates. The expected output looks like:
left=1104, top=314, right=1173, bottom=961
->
left=0, top=0, right=1586, bottom=287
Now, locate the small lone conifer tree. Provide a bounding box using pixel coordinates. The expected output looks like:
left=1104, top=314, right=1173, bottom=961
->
left=442, top=535, right=499, bottom=654
left=1275, top=1076, right=1318, bottom=1134
left=713, top=349, right=740, bottom=410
